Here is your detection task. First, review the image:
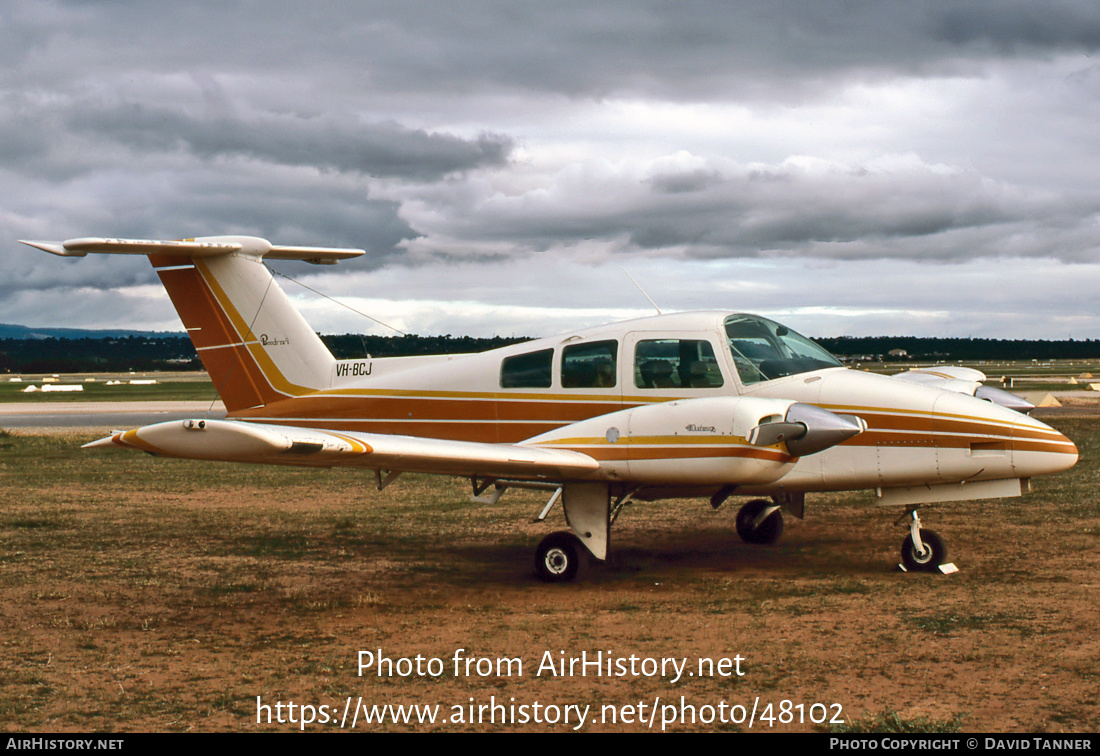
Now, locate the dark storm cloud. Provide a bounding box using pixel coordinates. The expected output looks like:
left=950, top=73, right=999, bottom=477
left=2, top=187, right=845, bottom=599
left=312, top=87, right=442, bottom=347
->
left=5, top=1, right=1100, bottom=337
left=0, top=89, right=509, bottom=182
left=69, top=104, right=513, bottom=181
left=320, top=1, right=1100, bottom=99
left=935, top=2, right=1100, bottom=51
left=150, top=171, right=418, bottom=261
left=1, top=157, right=419, bottom=303
left=12, top=3, right=1100, bottom=103
left=414, top=157, right=1081, bottom=263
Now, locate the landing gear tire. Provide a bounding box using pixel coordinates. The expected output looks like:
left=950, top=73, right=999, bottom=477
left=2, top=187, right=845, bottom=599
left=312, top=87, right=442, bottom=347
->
left=901, top=529, right=947, bottom=573
left=735, top=498, right=784, bottom=545
left=535, top=531, right=589, bottom=583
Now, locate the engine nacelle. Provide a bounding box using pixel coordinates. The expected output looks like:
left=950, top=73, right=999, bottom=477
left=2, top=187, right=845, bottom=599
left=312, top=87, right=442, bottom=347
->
left=524, top=396, right=864, bottom=485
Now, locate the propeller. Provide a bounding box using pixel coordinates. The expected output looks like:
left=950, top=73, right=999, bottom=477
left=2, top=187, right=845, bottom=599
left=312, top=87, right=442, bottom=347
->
left=974, top=385, right=1035, bottom=413
left=749, top=403, right=866, bottom=456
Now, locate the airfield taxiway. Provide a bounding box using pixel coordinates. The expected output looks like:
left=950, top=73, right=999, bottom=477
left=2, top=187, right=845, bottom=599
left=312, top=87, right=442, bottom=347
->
left=0, top=400, right=226, bottom=428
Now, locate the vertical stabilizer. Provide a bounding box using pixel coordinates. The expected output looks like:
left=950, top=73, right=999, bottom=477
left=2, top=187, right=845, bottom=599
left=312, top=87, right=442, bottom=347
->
left=20, top=236, right=365, bottom=413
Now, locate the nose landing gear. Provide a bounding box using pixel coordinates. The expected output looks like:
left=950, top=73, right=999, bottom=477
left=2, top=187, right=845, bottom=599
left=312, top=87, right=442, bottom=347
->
left=898, top=509, right=950, bottom=573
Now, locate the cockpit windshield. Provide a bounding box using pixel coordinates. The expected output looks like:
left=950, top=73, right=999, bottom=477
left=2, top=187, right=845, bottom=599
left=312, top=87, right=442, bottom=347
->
left=724, top=314, right=842, bottom=385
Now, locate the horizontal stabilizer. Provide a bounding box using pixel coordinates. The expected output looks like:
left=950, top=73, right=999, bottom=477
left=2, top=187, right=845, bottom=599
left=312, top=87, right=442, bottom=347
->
left=20, top=236, right=364, bottom=265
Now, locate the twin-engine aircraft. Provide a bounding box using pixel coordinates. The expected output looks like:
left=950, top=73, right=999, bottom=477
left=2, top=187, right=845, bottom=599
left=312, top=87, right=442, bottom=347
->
left=22, top=236, right=1078, bottom=581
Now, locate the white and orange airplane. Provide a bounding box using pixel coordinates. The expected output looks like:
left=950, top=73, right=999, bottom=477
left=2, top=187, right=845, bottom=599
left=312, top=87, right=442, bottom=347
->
left=22, top=236, right=1079, bottom=581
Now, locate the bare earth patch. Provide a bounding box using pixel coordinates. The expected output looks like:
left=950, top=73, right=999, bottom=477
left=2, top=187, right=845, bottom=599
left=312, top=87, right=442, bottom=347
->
left=0, top=418, right=1097, bottom=733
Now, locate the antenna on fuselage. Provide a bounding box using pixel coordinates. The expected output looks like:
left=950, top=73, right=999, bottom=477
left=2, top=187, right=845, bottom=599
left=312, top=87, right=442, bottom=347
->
left=266, top=264, right=408, bottom=336
left=621, top=268, right=663, bottom=315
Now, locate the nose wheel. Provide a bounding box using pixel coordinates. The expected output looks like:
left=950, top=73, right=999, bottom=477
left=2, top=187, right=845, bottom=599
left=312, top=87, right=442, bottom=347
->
left=898, top=509, right=949, bottom=572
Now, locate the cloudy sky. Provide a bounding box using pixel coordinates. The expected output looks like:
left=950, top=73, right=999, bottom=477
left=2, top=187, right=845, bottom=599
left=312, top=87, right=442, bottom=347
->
left=4, top=1, right=1100, bottom=340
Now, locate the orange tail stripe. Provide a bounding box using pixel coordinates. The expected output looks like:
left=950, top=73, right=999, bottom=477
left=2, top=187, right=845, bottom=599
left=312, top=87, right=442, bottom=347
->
left=150, top=256, right=277, bottom=412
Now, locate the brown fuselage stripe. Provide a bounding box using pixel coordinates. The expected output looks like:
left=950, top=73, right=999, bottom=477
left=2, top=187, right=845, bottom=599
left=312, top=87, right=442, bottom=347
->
left=230, top=393, right=1074, bottom=453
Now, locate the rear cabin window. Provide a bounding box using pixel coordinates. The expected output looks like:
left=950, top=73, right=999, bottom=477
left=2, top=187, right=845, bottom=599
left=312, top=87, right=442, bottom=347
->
left=634, top=339, right=724, bottom=389
left=500, top=349, right=553, bottom=388
left=561, top=340, right=618, bottom=389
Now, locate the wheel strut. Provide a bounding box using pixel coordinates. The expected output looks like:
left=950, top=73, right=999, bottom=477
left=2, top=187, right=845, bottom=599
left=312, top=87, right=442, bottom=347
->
left=896, top=507, right=950, bottom=573
left=905, top=509, right=926, bottom=556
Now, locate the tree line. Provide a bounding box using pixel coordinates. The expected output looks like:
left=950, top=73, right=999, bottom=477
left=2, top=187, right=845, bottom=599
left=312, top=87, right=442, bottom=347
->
left=815, top=336, right=1100, bottom=362
left=0, top=334, right=528, bottom=374
left=2, top=333, right=1099, bottom=374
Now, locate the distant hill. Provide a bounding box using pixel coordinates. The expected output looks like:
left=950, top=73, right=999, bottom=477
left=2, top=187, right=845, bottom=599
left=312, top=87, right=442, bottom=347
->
left=0, top=323, right=186, bottom=340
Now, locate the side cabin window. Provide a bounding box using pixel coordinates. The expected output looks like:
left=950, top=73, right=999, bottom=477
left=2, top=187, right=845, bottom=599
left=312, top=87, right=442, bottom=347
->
left=634, top=339, right=724, bottom=389
left=500, top=348, right=553, bottom=388
left=561, top=340, right=618, bottom=389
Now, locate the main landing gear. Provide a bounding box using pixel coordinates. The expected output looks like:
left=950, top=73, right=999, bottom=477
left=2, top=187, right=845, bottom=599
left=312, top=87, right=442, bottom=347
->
left=528, top=484, right=953, bottom=579
left=734, top=498, right=784, bottom=545
left=534, top=531, right=589, bottom=583
left=530, top=481, right=626, bottom=584
left=711, top=488, right=797, bottom=547
left=897, top=508, right=949, bottom=573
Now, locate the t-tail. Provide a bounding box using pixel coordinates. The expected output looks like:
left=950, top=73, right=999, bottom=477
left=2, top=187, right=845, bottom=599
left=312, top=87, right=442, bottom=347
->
left=19, top=236, right=364, bottom=412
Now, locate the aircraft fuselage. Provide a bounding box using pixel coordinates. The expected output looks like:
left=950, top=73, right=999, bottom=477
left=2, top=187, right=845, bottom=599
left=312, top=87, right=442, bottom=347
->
left=230, top=310, right=1077, bottom=499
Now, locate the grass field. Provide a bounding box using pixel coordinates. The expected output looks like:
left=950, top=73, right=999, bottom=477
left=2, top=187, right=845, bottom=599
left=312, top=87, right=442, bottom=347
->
left=0, top=415, right=1096, bottom=732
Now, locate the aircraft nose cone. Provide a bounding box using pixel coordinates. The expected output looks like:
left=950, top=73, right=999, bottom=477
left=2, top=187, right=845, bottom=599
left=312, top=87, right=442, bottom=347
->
left=1047, top=427, right=1078, bottom=472
left=1014, top=416, right=1078, bottom=477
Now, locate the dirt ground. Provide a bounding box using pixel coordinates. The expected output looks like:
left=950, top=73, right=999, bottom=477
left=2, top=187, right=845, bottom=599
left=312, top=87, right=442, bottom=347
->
left=0, top=415, right=1097, bottom=733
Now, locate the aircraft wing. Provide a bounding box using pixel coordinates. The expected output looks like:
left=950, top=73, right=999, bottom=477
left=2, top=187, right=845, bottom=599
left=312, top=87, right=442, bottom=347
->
left=84, top=419, right=601, bottom=480
left=893, top=365, right=987, bottom=387
left=892, top=366, right=1033, bottom=412
left=84, top=397, right=866, bottom=486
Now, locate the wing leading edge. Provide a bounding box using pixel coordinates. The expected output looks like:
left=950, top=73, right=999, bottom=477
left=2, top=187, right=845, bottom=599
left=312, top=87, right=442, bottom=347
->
left=893, top=366, right=1034, bottom=412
